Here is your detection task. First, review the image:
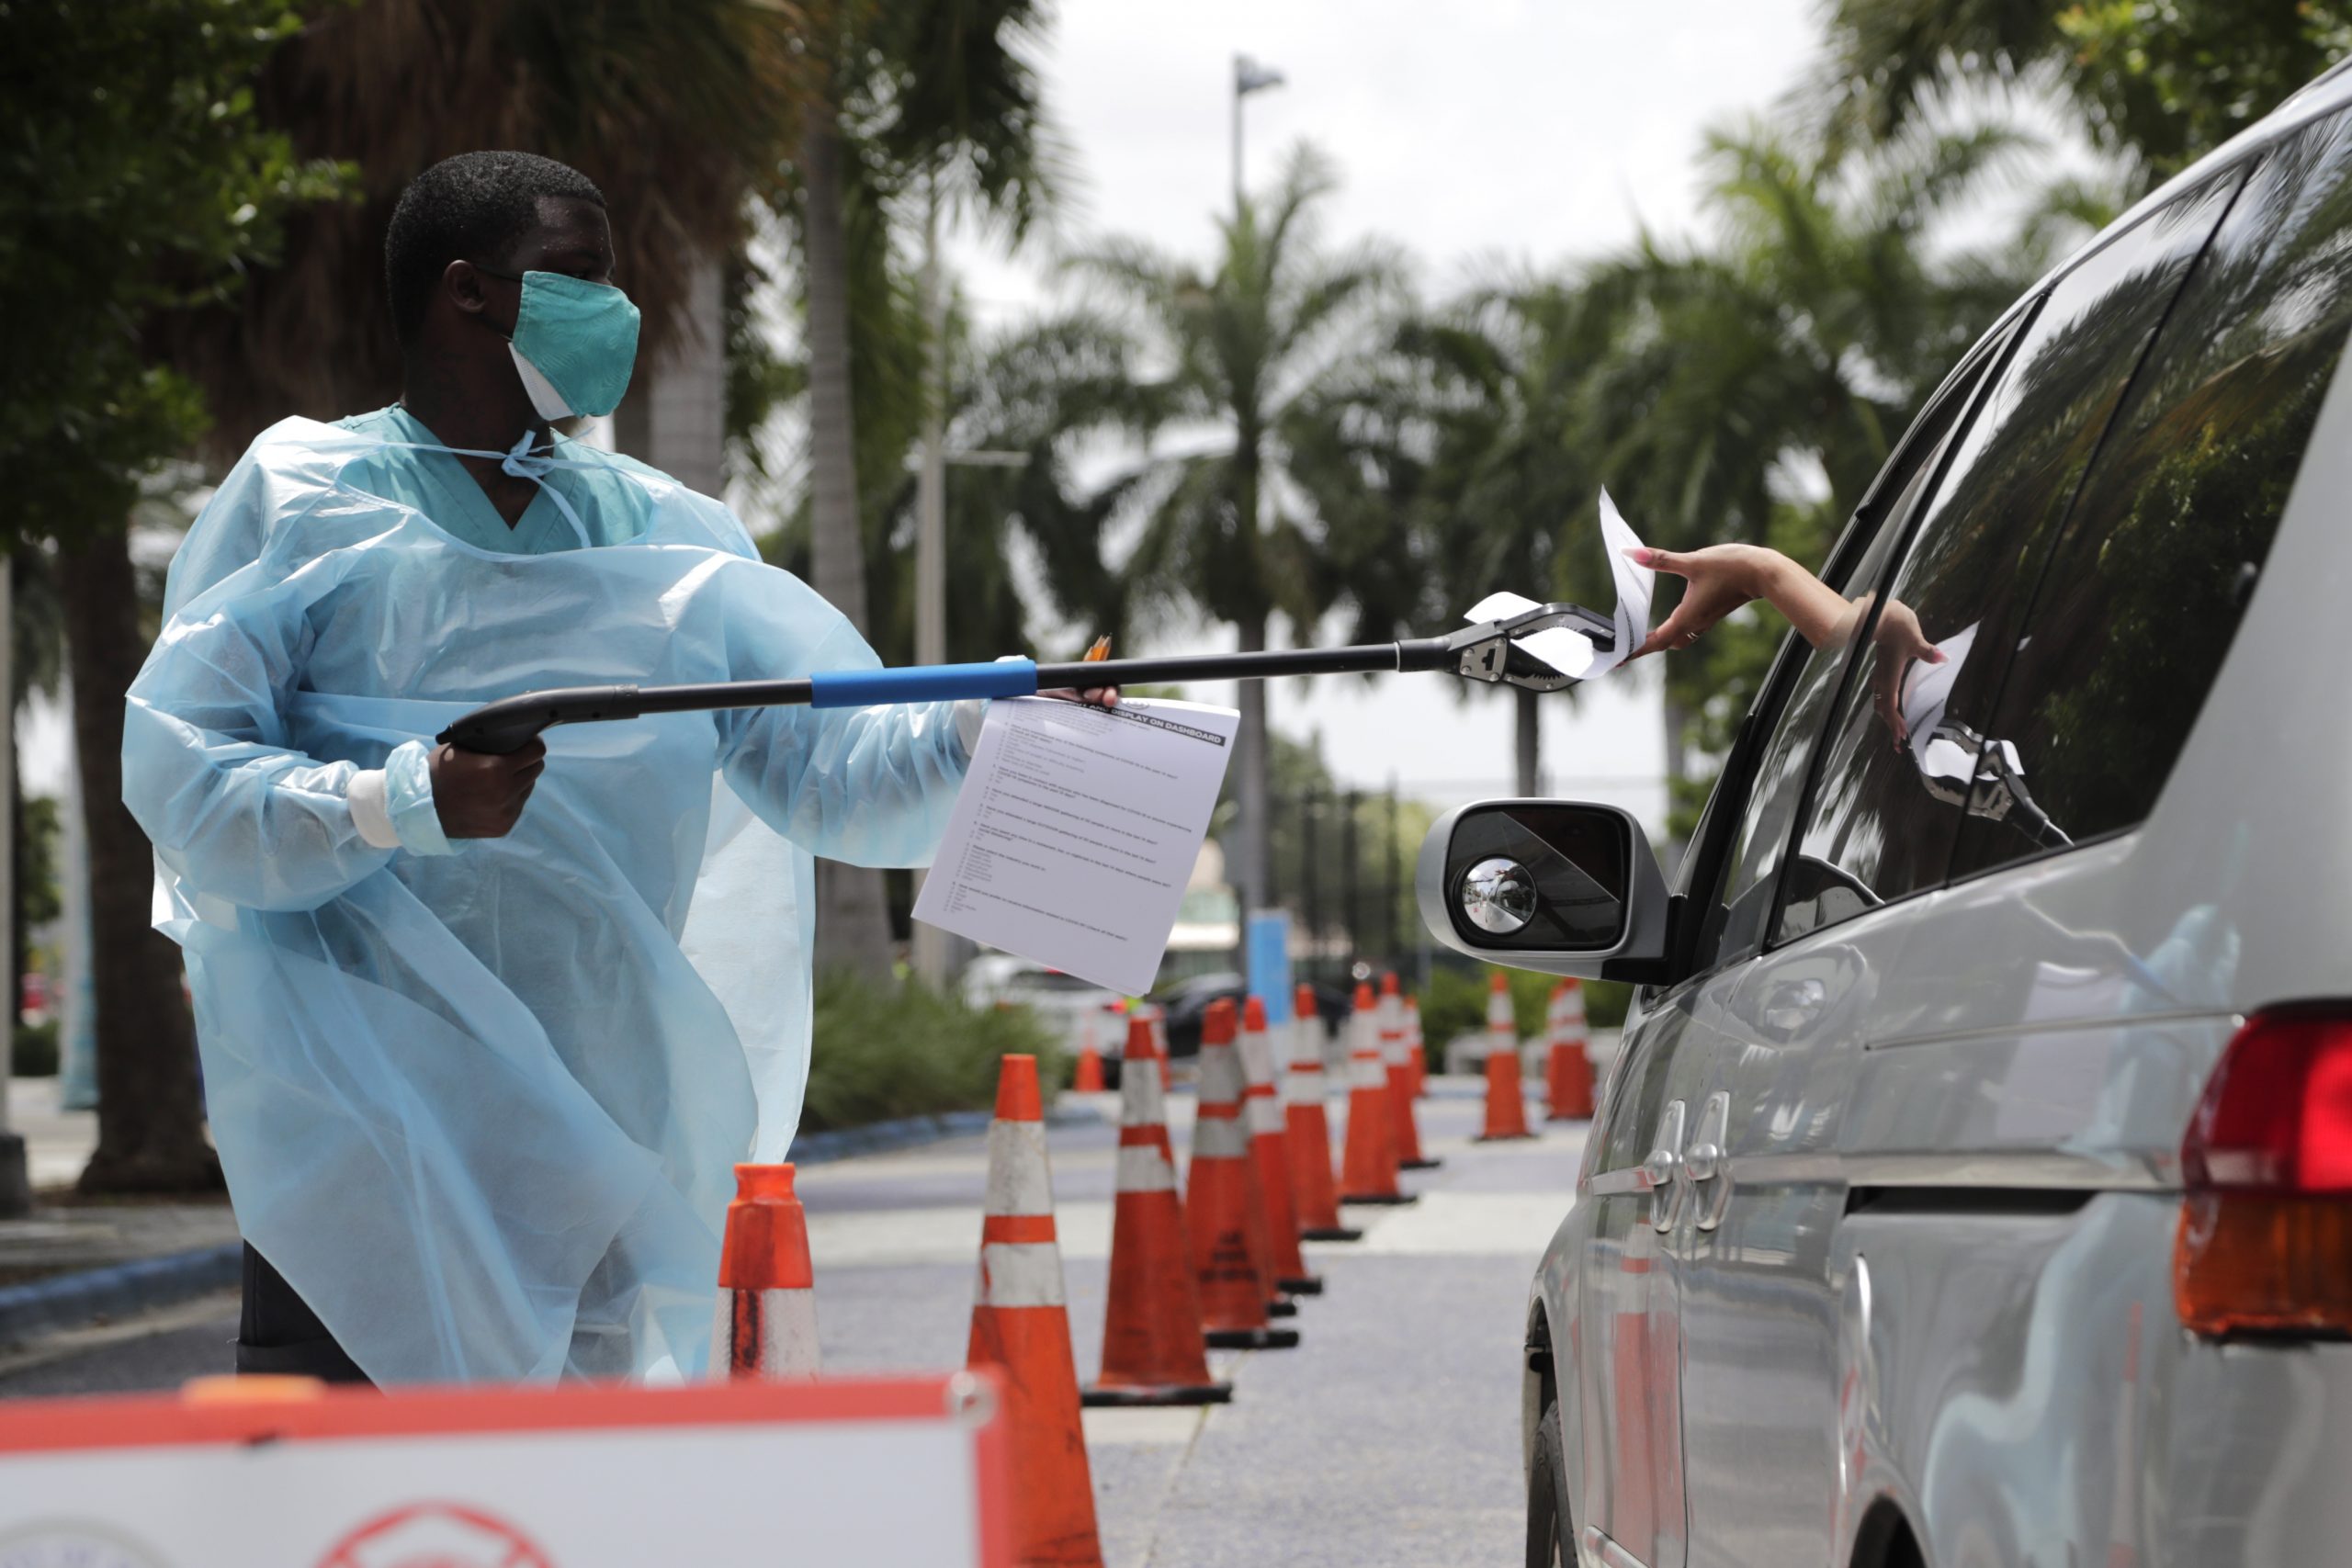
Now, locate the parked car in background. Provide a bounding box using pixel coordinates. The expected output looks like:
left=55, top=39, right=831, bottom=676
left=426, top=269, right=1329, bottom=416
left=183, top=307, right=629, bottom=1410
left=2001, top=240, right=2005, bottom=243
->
left=1420, top=63, right=2352, bottom=1568
left=1151, top=972, right=1355, bottom=1061
left=959, top=954, right=1122, bottom=1064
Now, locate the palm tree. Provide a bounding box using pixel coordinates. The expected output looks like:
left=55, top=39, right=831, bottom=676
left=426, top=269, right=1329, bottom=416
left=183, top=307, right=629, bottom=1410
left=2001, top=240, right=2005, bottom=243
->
left=1813, top=0, right=2350, bottom=183
left=1336, top=280, right=1631, bottom=793
left=1069, top=144, right=1404, bottom=909
left=764, top=0, right=1059, bottom=978
left=865, top=310, right=1154, bottom=662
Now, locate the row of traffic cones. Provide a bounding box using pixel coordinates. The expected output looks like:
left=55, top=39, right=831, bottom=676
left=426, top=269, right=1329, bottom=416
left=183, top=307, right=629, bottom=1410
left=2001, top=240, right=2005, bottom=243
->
left=1069, top=1000, right=1170, bottom=1097
left=1471, top=972, right=1603, bottom=1139
left=708, top=966, right=1592, bottom=1566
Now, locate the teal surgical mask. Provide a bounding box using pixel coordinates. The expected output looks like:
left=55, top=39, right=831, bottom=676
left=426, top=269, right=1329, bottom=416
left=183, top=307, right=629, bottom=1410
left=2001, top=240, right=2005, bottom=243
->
left=475, top=265, right=640, bottom=421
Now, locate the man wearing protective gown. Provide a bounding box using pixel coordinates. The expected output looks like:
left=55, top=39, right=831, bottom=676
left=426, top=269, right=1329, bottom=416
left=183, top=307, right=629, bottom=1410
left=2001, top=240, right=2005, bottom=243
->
left=120, top=152, right=1092, bottom=1385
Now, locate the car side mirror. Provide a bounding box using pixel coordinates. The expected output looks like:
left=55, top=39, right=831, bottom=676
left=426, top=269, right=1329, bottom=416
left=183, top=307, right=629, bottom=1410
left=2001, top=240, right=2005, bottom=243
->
left=1415, top=799, right=1671, bottom=981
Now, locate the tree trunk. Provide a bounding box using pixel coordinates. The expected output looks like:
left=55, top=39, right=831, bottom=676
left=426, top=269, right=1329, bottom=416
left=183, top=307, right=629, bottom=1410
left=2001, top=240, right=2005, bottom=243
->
left=799, top=96, right=894, bottom=982
left=60, top=529, right=219, bottom=1193
left=1513, top=687, right=1541, bottom=796
left=1232, top=614, right=1270, bottom=913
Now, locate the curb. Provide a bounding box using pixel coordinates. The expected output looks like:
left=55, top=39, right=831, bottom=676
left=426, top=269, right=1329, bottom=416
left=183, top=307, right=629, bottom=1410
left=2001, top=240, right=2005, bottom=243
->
left=0, top=1101, right=1114, bottom=1348
left=0, top=1240, right=243, bottom=1348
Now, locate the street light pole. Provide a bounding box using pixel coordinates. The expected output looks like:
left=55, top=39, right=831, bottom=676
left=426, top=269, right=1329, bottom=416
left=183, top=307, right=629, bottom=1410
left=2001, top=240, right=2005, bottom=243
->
left=1232, top=54, right=1286, bottom=220
left=912, top=174, right=952, bottom=988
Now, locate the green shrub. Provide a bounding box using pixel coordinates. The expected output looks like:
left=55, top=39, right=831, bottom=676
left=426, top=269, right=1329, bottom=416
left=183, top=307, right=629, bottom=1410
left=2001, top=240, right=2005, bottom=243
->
left=802, top=973, right=1061, bottom=1134
left=12, top=1021, right=57, bottom=1077
left=1416, top=961, right=1629, bottom=1065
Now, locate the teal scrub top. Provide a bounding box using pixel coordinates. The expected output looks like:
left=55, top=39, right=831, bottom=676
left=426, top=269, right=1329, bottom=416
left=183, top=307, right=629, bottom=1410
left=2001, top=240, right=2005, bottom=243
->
left=333, top=405, right=646, bottom=556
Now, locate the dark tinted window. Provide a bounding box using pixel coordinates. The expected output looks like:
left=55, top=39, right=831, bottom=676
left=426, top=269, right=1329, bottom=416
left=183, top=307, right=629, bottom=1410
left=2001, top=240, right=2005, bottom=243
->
left=1950, top=111, right=2352, bottom=876
left=1687, top=333, right=2008, bottom=972
left=1775, top=175, right=2244, bottom=945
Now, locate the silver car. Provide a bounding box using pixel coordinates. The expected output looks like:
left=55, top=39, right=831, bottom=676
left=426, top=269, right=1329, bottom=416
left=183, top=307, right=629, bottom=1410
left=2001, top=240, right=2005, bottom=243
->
left=1419, top=62, right=2352, bottom=1568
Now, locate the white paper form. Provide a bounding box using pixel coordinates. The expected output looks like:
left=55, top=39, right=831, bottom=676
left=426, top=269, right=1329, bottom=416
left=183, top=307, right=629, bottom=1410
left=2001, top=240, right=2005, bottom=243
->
left=914, top=695, right=1240, bottom=995
left=1900, top=621, right=1983, bottom=782
left=1463, top=488, right=1656, bottom=680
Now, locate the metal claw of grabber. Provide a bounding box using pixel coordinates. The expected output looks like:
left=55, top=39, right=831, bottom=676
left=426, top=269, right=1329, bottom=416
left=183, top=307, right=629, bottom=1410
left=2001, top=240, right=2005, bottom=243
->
left=436, top=598, right=1617, bottom=754
left=1438, top=602, right=1617, bottom=693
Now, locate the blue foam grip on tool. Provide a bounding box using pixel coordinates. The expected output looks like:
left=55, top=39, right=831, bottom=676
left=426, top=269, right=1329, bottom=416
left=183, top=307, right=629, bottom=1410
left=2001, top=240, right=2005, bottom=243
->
left=808, top=659, right=1040, bottom=709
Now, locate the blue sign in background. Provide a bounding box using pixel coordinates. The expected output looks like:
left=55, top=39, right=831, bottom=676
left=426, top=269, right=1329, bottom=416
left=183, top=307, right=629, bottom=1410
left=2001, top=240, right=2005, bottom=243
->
left=1245, top=911, right=1294, bottom=1025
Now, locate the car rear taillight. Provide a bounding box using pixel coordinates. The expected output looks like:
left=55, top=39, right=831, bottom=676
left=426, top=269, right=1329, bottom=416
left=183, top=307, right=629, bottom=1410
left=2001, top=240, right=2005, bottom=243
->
left=2175, top=1008, right=2352, bottom=1337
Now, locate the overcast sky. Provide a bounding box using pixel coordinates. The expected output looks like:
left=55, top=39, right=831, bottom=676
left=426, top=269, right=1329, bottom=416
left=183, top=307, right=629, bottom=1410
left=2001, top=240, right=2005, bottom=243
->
left=942, top=0, right=1826, bottom=829
left=25, top=3, right=1830, bottom=828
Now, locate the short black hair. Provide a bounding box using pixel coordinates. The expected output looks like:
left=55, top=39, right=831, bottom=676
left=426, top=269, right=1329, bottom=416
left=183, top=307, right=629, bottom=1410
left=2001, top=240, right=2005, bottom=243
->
left=383, top=152, right=605, bottom=346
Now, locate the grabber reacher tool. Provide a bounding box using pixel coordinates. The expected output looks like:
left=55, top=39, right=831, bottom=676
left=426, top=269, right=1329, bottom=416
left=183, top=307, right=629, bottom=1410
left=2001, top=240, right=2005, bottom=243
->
left=436, top=601, right=1615, bottom=756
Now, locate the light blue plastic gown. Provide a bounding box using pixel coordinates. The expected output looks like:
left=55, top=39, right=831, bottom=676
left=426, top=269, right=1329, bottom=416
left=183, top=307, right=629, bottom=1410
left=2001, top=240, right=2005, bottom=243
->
left=122, top=416, right=970, bottom=1385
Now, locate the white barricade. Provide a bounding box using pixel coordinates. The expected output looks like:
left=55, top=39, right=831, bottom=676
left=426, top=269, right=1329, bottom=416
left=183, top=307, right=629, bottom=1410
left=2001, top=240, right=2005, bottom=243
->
left=0, top=1371, right=1008, bottom=1568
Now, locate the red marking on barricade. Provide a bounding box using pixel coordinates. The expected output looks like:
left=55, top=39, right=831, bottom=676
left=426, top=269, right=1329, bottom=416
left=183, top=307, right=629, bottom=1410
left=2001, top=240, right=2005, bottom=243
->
left=314, top=1501, right=555, bottom=1568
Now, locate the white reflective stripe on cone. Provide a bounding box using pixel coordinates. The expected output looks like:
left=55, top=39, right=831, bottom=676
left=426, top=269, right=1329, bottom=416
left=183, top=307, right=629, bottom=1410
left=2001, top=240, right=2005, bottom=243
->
left=711, top=1287, right=820, bottom=1380
left=984, top=1119, right=1055, bottom=1217
left=1245, top=1090, right=1284, bottom=1135
left=1238, top=1027, right=1275, bottom=1089
left=1123, top=1058, right=1168, bottom=1126
left=978, top=1241, right=1068, bottom=1308
left=1197, top=1043, right=1245, bottom=1105
left=1193, top=1114, right=1250, bottom=1160
left=1351, top=1051, right=1387, bottom=1090
left=1116, top=1144, right=1177, bottom=1192
left=1286, top=1021, right=1325, bottom=1102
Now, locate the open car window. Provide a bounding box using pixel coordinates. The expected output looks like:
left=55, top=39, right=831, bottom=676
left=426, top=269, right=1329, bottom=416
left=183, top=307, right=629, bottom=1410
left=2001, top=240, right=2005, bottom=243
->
left=1674, top=321, right=2017, bottom=978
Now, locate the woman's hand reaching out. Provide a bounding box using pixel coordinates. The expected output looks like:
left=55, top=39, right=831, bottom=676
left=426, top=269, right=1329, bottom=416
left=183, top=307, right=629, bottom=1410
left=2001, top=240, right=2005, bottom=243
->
left=1621, top=543, right=1851, bottom=660
left=1868, top=599, right=1945, bottom=749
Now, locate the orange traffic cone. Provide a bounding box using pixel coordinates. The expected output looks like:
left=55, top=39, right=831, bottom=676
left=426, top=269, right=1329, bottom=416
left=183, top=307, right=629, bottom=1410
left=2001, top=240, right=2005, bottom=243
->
left=1407, top=994, right=1430, bottom=1100
left=1545, top=978, right=1596, bottom=1121
left=1084, top=1016, right=1231, bottom=1407
left=1475, top=972, right=1539, bottom=1142
left=1285, top=984, right=1361, bottom=1242
left=711, top=1162, right=819, bottom=1379
left=1072, top=1009, right=1107, bottom=1094
left=1340, top=982, right=1418, bottom=1205
left=1382, top=973, right=1441, bottom=1172
left=966, top=1056, right=1103, bottom=1567
left=1188, top=999, right=1301, bottom=1349
left=1239, top=996, right=1320, bottom=1295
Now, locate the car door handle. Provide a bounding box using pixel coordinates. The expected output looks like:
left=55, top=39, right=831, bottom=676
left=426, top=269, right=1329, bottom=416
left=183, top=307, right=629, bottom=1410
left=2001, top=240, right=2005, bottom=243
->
left=1642, top=1098, right=1688, bottom=1233
left=1686, top=1089, right=1733, bottom=1232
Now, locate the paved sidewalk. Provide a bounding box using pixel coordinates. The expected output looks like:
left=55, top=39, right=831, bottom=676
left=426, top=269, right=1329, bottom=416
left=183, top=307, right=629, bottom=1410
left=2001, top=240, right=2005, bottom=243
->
left=13, top=1077, right=97, bottom=1191
left=0, top=1078, right=238, bottom=1295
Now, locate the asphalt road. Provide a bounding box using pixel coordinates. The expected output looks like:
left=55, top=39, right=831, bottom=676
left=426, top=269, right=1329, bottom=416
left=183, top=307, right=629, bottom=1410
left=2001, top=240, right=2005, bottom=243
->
left=0, top=1081, right=1586, bottom=1567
